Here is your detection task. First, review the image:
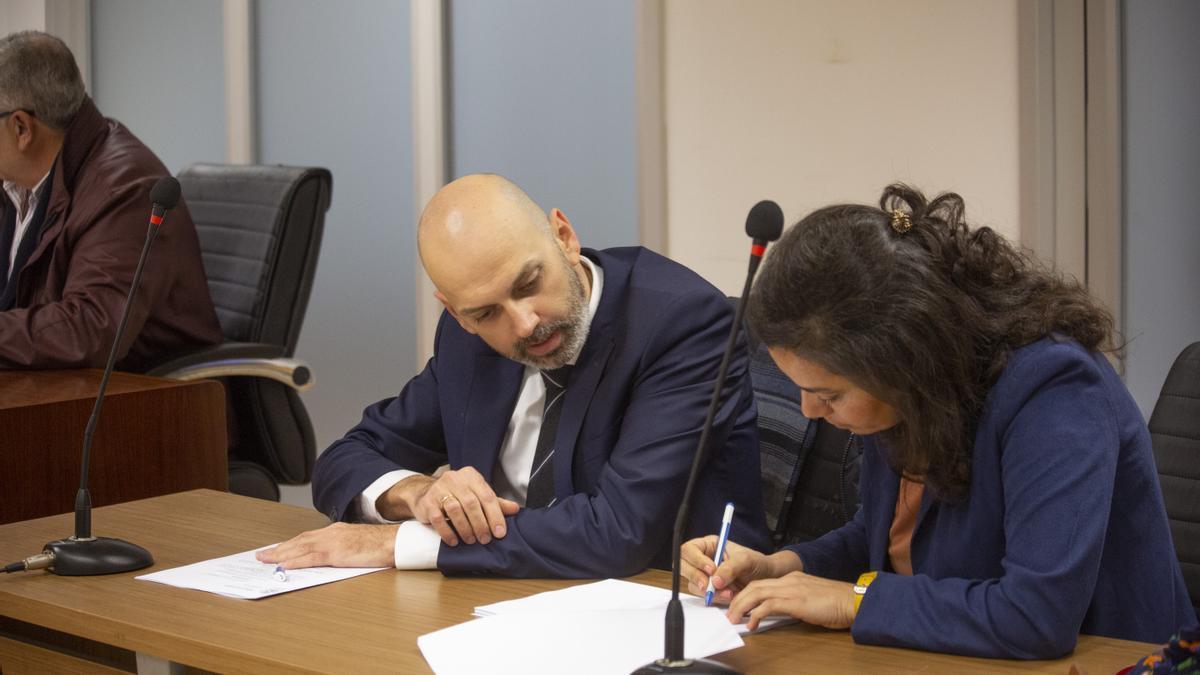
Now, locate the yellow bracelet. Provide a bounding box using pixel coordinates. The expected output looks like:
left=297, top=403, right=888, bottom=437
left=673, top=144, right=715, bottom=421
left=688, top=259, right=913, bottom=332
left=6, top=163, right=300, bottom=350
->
left=852, top=571, right=878, bottom=615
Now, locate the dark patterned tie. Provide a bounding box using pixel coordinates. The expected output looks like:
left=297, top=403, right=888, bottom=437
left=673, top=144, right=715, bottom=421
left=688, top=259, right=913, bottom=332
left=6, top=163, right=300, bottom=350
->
left=525, top=365, right=573, bottom=508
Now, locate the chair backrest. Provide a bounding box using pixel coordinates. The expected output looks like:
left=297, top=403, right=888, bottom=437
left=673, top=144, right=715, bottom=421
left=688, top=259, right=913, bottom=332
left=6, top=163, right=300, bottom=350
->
left=736, top=295, right=861, bottom=546
left=1149, top=341, right=1200, bottom=616
left=748, top=339, right=813, bottom=538
left=746, top=340, right=861, bottom=546
left=178, top=164, right=332, bottom=493
left=780, top=413, right=861, bottom=546
left=179, top=164, right=332, bottom=352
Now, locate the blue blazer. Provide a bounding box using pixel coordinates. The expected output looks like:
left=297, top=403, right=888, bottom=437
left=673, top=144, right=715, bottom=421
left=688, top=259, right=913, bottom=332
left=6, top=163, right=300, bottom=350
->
left=313, top=247, right=770, bottom=577
left=788, top=337, right=1196, bottom=658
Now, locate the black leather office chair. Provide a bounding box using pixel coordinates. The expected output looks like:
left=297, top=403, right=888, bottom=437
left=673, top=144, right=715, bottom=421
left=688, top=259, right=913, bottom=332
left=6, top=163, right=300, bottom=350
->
left=1149, top=341, right=1200, bottom=616
left=737, top=297, right=861, bottom=547
left=746, top=340, right=860, bottom=547
left=150, top=164, right=332, bottom=501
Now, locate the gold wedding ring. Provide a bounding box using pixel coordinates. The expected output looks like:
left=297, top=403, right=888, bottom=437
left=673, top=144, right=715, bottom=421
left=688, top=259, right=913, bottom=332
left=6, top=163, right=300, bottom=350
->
left=439, top=494, right=454, bottom=508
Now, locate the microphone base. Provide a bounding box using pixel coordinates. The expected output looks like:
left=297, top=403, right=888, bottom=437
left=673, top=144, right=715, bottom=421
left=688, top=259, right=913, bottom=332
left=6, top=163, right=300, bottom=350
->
left=43, top=537, right=154, bottom=576
left=632, top=658, right=742, bottom=674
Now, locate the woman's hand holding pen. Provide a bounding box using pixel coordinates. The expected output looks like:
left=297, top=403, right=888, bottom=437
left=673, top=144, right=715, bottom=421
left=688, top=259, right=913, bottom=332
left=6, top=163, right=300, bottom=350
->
left=681, top=537, right=854, bottom=630
left=680, top=536, right=797, bottom=603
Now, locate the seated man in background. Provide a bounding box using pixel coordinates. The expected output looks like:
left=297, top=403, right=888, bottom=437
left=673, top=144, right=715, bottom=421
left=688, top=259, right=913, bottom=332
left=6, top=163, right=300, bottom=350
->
left=0, top=31, right=220, bottom=370
left=259, top=173, right=770, bottom=577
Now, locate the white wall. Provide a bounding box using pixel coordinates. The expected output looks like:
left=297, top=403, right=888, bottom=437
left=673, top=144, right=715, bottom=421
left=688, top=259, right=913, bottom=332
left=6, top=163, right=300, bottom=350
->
left=664, top=0, right=1021, bottom=294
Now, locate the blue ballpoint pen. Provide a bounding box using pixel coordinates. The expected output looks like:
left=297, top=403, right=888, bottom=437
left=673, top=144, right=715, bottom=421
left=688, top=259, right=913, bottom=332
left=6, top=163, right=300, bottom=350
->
left=705, top=502, right=735, bottom=607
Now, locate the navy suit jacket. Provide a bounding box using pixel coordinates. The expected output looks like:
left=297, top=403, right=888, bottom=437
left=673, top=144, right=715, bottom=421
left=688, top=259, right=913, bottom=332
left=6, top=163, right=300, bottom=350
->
left=313, top=247, right=769, bottom=577
left=788, top=337, right=1196, bottom=658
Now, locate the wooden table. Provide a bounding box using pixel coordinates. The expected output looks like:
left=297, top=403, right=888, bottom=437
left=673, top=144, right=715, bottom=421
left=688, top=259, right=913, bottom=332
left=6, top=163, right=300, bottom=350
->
left=0, top=370, right=226, bottom=525
left=0, top=490, right=1159, bottom=674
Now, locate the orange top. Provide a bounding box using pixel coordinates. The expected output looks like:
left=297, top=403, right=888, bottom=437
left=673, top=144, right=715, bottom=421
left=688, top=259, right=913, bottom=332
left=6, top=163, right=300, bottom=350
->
left=887, top=478, right=925, bottom=576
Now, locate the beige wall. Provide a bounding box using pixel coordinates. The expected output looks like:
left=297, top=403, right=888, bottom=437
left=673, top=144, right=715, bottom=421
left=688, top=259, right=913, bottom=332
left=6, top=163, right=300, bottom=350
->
left=664, top=0, right=1021, bottom=294
left=0, top=1, right=46, bottom=31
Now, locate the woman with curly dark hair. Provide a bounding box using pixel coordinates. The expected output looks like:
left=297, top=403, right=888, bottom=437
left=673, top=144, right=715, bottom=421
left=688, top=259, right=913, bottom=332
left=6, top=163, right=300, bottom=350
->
left=680, top=184, right=1195, bottom=659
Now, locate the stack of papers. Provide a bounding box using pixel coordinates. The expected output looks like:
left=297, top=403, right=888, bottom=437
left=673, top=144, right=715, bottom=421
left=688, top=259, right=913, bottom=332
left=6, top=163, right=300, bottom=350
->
left=419, top=606, right=741, bottom=675
left=475, top=578, right=795, bottom=635
left=418, top=579, right=795, bottom=674
left=136, top=547, right=387, bottom=600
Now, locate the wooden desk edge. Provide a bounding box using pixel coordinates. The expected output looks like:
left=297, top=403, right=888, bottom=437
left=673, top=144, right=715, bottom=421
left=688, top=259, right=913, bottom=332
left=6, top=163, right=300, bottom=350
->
left=0, top=490, right=1167, bottom=675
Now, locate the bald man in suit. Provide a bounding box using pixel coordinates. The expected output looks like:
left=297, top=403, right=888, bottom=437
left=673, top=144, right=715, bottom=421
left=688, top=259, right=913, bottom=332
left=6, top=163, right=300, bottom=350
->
left=261, top=174, right=769, bottom=577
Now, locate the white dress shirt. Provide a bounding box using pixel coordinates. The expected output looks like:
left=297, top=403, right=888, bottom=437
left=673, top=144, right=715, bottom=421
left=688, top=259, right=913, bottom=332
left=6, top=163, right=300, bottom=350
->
left=3, top=171, right=51, bottom=279
left=356, top=256, right=604, bottom=568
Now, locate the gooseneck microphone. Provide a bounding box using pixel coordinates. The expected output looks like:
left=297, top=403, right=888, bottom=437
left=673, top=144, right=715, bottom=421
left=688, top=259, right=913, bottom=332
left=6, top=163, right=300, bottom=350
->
left=3, top=177, right=181, bottom=576
left=635, top=200, right=784, bottom=674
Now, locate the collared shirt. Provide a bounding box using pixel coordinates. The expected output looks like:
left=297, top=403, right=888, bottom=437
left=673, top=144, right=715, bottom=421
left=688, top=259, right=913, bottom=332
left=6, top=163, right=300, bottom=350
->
left=357, top=255, right=604, bottom=568
left=3, top=170, right=51, bottom=279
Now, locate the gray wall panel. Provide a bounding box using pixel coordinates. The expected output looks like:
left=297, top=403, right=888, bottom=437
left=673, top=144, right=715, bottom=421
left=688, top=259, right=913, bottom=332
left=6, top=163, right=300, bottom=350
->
left=90, top=0, right=225, bottom=173
left=87, top=1, right=639, bottom=508
left=256, top=0, right=415, bottom=507
left=450, top=0, right=638, bottom=250
left=1123, top=0, right=1200, bottom=418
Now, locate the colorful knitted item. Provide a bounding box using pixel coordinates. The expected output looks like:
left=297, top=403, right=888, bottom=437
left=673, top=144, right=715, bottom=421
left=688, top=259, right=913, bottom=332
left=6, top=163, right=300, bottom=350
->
left=1125, top=629, right=1200, bottom=674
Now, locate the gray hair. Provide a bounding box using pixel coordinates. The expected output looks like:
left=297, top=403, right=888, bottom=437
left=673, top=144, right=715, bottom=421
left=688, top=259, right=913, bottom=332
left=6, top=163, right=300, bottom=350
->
left=0, top=31, right=85, bottom=130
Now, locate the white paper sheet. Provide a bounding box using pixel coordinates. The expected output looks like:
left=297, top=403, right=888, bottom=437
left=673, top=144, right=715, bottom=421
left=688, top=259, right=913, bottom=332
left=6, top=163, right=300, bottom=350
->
left=418, top=607, right=744, bottom=675
left=474, top=578, right=795, bottom=635
left=135, top=547, right=387, bottom=599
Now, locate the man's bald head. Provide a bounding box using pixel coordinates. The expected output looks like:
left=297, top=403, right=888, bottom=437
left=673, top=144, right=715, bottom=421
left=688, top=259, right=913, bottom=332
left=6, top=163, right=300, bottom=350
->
left=417, top=173, right=592, bottom=369
left=418, top=174, right=552, bottom=275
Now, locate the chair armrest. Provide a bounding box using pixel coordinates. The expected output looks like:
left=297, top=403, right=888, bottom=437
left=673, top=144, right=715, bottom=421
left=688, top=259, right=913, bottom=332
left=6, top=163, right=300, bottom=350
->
left=148, top=342, right=315, bottom=392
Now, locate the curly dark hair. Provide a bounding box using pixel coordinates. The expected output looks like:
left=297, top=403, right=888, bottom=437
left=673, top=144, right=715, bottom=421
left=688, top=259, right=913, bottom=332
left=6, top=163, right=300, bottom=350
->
left=747, top=184, right=1116, bottom=501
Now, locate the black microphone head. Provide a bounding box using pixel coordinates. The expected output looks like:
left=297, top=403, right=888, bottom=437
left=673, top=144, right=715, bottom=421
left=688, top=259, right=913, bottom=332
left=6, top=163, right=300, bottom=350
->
left=745, top=200, right=784, bottom=242
left=149, top=177, right=181, bottom=210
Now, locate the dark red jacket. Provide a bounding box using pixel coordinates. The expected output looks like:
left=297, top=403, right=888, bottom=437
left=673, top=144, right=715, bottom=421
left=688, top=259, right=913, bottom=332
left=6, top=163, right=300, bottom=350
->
left=0, top=97, right=221, bottom=371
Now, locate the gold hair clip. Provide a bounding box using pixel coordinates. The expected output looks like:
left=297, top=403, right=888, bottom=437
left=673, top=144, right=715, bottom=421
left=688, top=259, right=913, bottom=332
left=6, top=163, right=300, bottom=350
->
left=890, top=209, right=913, bottom=234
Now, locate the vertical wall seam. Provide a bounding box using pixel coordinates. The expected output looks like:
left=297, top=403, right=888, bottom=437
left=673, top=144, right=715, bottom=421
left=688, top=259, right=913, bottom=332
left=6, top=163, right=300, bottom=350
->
left=222, top=0, right=256, bottom=165
left=411, top=0, right=450, bottom=371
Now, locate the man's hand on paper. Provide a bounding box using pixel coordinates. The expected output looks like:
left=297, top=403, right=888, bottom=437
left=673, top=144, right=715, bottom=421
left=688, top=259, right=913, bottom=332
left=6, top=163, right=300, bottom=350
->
left=378, top=467, right=519, bottom=547
left=256, top=522, right=398, bottom=569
